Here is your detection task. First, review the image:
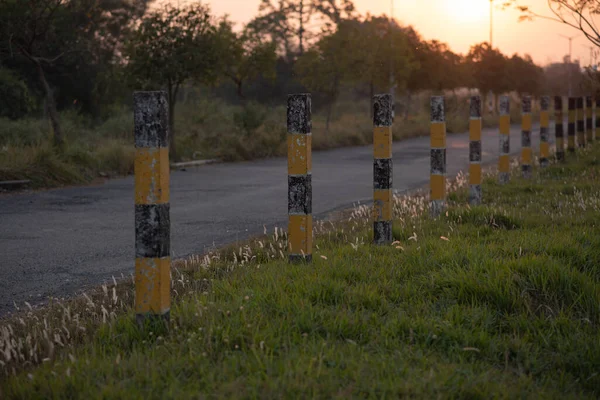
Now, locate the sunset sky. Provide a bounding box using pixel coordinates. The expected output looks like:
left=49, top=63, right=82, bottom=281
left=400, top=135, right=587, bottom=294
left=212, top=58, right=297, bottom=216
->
left=166, top=0, right=597, bottom=66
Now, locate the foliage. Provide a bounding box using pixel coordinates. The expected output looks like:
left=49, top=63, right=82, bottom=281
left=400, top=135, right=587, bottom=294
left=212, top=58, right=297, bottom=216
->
left=504, top=0, right=600, bottom=47
left=0, top=68, right=32, bottom=120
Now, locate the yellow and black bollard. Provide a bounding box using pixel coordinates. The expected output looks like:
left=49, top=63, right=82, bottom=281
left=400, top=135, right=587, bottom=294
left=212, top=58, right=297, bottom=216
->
left=133, top=91, right=171, bottom=327
left=430, top=96, right=446, bottom=217
left=568, top=97, right=576, bottom=153
left=287, top=94, right=312, bottom=263
left=469, top=96, right=482, bottom=205
left=539, top=96, right=550, bottom=168
left=596, top=95, right=600, bottom=142
left=498, top=95, right=510, bottom=184
left=373, top=94, right=393, bottom=245
left=554, top=96, right=565, bottom=162
left=521, top=96, right=532, bottom=179
left=577, top=97, right=586, bottom=148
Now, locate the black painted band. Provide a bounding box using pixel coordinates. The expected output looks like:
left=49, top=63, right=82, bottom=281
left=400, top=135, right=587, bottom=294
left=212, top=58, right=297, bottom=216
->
left=521, top=131, right=531, bottom=147
left=555, top=124, right=564, bottom=138
left=289, top=254, right=312, bottom=263
left=288, top=175, right=312, bottom=214
left=430, top=148, right=446, bottom=174
left=134, top=91, right=169, bottom=148
left=374, top=221, right=393, bottom=244
left=373, top=94, right=393, bottom=126
left=469, top=141, right=481, bottom=162
left=135, top=203, right=170, bottom=258
left=287, top=94, right=311, bottom=134
left=374, top=159, right=392, bottom=189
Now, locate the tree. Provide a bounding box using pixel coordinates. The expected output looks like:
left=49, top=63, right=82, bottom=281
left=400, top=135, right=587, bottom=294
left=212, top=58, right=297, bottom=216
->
left=466, top=42, right=510, bottom=113
left=503, top=0, right=600, bottom=47
left=507, top=53, right=544, bottom=98
left=247, top=0, right=356, bottom=60
left=344, top=16, right=416, bottom=118
left=217, top=22, right=277, bottom=101
left=1, top=0, right=74, bottom=147
left=124, top=3, right=222, bottom=161
left=0, top=0, right=151, bottom=142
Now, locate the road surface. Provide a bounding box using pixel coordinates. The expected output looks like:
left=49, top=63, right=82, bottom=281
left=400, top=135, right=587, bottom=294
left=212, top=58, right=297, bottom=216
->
left=0, top=123, right=547, bottom=316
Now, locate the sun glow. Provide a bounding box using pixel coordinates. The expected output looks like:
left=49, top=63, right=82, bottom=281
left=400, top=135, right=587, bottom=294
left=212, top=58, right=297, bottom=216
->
left=443, top=0, right=490, bottom=23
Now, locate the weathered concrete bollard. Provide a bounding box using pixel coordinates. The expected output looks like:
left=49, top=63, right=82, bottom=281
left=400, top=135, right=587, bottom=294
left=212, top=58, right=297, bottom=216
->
left=373, top=94, right=393, bottom=245
left=596, top=95, right=600, bottom=142
left=577, top=97, right=586, bottom=148
left=568, top=97, right=576, bottom=153
left=469, top=96, right=482, bottom=205
left=554, top=96, right=565, bottom=162
left=287, top=94, right=312, bottom=263
left=498, top=96, right=510, bottom=184
left=133, top=91, right=171, bottom=327
left=539, top=96, right=550, bottom=168
left=521, top=96, right=532, bottom=179
left=430, top=96, right=446, bottom=217
left=586, top=96, right=593, bottom=143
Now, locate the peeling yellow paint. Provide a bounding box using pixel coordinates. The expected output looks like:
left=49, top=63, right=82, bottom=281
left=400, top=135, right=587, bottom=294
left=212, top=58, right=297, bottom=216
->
left=287, top=134, right=311, bottom=175
left=288, top=215, right=312, bottom=255
left=430, top=122, right=446, bottom=148
left=373, top=127, right=392, bottom=159
left=135, top=148, right=169, bottom=205
left=135, top=257, right=170, bottom=314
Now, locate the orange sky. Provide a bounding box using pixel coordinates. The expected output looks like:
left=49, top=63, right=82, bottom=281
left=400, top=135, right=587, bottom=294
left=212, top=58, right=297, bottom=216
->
left=167, top=0, right=598, bottom=66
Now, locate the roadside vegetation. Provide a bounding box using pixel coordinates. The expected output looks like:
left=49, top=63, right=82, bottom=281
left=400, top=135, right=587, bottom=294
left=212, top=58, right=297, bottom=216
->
left=2, top=144, right=599, bottom=398
left=0, top=0, right=579, bottom=190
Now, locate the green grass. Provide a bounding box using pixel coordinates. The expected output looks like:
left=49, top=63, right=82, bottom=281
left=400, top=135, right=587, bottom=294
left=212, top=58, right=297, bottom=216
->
left=2, top=144, right=599, bottom=398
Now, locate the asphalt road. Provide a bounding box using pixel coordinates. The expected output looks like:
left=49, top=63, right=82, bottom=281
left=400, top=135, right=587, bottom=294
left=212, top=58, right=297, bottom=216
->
left=0, top=122, right=546, bottom=316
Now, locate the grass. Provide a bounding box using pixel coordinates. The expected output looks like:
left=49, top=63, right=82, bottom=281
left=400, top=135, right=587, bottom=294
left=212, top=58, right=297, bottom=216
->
left=1, top=141, right=599, bottom=398
left=0, top=90, right=529, bottom=190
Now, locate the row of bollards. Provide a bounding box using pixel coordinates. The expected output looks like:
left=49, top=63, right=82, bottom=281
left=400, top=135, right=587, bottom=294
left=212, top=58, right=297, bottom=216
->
left=131, top=90, right=598, bottom=325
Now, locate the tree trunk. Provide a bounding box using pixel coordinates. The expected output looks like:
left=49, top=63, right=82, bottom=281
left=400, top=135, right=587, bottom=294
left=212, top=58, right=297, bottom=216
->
left=369, top=81, right=374, bottom=120
left=167, top=83, right=179, bottom=162
left=298, top=0, right=304, bottom=55
left=404, top=91, right=412, bottom=120
left=326, top=101, right=333, bottom=132
left=36, top=62, right=63, bottom=148
left=236, top=79, right=246, bottom=102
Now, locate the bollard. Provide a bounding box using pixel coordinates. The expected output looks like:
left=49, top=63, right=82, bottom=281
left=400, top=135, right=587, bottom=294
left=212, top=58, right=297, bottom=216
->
left=373, top=94, right=393, bottom=245
left=555, top=96, right=565, bottom=162
left=596, top=95, right=600, bottom=142
left=568, top=97, right=576, bottom=153
left=498, top=96, right=510, bottom=184
left=586, top=96, right=593, bottom=143
left=430, top=96, right=446, bottom=217
left=133, top=91, right=171, bottom=327
left=287, top=94, right=312, bottom=263
left=521, top=96, right=532, bottom=179
left=577, top=97, right=586, bottom=148
left=539, top=96, right=550, bottom=168
left=469, top=96, right=482, bottom=205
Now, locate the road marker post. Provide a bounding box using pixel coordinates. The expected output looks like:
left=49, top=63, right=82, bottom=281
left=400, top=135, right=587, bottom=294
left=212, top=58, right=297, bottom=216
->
left=555, top=96, right=565, bottom=162
left=469, top=96, right=482, bottom=205
left=430, top=96, right=446, bottom=217
left=568, top=97, right=576, bottom=153
left=498, top=96, right=510, bottom=184
left=586, top=96, right=593, bottom=143
left=287, top=94, right=312, bottom=263
left=577, top=97, right=586, bottom=148
left=540, top=96, right=550, bottom=168
left=133, top=91, right=171, bottom=327
left=596, top=95, right=600, bottom=143
left=373, top=94, right=393, bottom=245
left=521, top=96, right=533, bottom=179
